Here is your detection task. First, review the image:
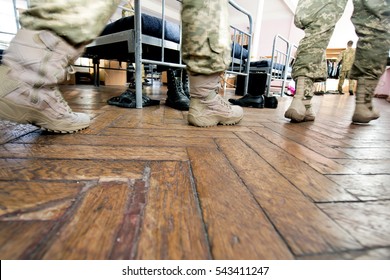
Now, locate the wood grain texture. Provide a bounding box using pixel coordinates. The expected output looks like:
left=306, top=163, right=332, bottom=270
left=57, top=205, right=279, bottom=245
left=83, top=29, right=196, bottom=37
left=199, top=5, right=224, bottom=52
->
left=0, top=181, right=82, bottom=216
left=42, top=180, right=130, bottom=259
left=0, top=85, right=389, bottom=260
left=0, top=221, right=54, bottom=259
left=188, top=146, right=293, bottom=260
left=216, top=138, right=361, bottom=256
left=318, top=201, right=390, bottom=247
left=135, top=161, right=210, bottom=259
left=0, top=159, right=146, bottom=181
left=235, top=131, right=357, bottom=202
left=0, top=143, right=188, bottom=161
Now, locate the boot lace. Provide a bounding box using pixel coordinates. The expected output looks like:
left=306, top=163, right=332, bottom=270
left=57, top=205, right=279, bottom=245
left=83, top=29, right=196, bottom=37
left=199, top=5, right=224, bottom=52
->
left=53, top=87, right=73, bottom=113
left=216, top=94, right=232, bottom=109
left=66, top=65, right=76, bottom=81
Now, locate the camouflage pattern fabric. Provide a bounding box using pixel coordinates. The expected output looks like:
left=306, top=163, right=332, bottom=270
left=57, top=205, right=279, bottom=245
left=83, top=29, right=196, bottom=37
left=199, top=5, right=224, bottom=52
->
left=20, top=0, right=232, bottom=75
left=181, top=0, right=232, bottom=75
left=292, top=0, right=348, bottom=82
left=338, top=47, right=355, bottom=72
left=292, top=0, right=390, bottom=83
left=122, top=0, right=135, bottom=18
left=350, top=0, right=390, bottom=80
left=19, top=0, right=121, bottom=45
left=337, top=47, right=356, bottom=92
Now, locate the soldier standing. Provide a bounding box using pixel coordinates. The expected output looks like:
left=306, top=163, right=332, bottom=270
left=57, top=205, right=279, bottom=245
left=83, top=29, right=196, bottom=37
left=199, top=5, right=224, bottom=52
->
left=337, top=40, right=356, bottom=95
left=285, top=0, right=390, bottom=124
left=0, top=0, right=242, bottom=133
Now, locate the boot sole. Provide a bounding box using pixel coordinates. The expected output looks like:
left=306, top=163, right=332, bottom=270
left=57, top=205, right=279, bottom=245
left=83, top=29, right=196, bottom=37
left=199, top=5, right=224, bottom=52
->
left=352, top=116, right=379, bottom=124
left=0, top=99, right=89, bottom=133
left=188, top=114, right=243, bottom=127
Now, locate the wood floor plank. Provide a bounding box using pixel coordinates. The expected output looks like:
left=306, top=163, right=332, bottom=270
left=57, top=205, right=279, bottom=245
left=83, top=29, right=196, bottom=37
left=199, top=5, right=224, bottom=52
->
left=261, top=122, right=353, bottom=159
left=42, top=180, right=130, bottom=259
left=326, top=175, right=390, bottom=201
left=298, top=247, right=390, bottom=260
left=318, top=201, right=390, bottom=247
left=251, top=127, right=355, bottom=175
left=187, top=146, right=294, bottom=260
left=0, top=159, right=145, bottom=181
left=80, top=110, right=126, bottom=135
left=299, top=121, right=352, bottom=141
left=109, top=179, right=148, bottom=260
left=276, top=121, right=354, bottom=149
left=0, top=221, right=54, bottom=259
left=236, top=131, right=357, bottom=202
left=2, top=201, right=74, bottom=221
left=135, top=161, right=210, bottom=259
left=339, top=147, right=390, bottom=160
left=345, top=139, right=390, bottom=148
left=13, top=134, right=217, bottom=149
left=162, top=107, right=187, bottom=125
left=335, top=159, right=390, bottom=175
left=0, top=85, right=389, bottom=260
left=217, top=137, right=361, bottom=256
left=0, top=143, right=188, bottom=161
left=0, top=181, right=82, bottom=217
left=101, top=127, right=248, bottom=137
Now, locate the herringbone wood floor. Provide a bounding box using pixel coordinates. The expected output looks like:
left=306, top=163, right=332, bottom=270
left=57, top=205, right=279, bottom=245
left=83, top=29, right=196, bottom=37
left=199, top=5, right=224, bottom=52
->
left=1, top=83, right=389, bottom=260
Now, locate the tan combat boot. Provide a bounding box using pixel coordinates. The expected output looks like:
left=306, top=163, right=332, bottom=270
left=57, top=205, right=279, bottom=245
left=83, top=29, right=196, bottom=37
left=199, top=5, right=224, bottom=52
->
left=284, top=76, right=315, bottom=122
left=352, top=79, right=380, bottom=123
left=0, top=29, right=90, bottom=133
left=187, top=72, right=243, bottom=127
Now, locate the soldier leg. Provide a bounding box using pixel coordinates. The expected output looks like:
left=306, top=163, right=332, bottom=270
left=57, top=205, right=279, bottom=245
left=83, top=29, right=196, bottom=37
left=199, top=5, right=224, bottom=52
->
left=338, top=71, right=347, bottom=94
left=347, top=71, right=356, bottom=95
left=285, top=0, right=348, bottom=122
left=0, top=0, right=120, bottom=133
left=350, top=0, right=390, bottom=123
left=182, top=0, right=243, bottom=127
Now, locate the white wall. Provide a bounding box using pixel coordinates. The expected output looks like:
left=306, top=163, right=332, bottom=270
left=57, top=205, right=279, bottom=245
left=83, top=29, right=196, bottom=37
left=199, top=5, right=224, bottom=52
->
left=328, top=0, right=358, bottom=48
left=233, top=0, right=358, bottom=58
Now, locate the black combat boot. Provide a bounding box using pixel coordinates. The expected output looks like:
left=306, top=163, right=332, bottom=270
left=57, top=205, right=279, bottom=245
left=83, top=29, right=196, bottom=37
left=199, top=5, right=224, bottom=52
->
left=181, top=69, right=190, bottom=99
left=165, top=68, right=190, bottom=111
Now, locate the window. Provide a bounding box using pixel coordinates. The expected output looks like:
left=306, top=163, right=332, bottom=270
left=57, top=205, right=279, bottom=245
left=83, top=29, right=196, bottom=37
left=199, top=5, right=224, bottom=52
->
left=0, top=0, right=28, bottom=49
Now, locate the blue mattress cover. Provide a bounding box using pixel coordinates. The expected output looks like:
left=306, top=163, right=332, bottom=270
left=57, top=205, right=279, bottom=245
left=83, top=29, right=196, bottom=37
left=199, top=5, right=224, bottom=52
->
left=101, top=14, right=181, bottom=43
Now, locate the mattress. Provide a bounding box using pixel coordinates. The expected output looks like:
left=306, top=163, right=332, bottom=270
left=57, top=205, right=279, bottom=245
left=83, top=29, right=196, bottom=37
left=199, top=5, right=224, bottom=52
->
left=97, top=13, right=248, bottom=60
left=101, top=14, right=181, bottom=44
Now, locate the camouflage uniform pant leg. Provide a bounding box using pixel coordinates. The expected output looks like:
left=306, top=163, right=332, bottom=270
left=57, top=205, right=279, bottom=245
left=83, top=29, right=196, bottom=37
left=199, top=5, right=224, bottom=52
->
left=349, top=0, right=390, bottom=81
left=338, top=71, right=348, bottom=92
left=19, top=0, right=121, bottom=46
left=291, top=0, right=348, bottom=82
left=181, top=0, right=231, bottom=75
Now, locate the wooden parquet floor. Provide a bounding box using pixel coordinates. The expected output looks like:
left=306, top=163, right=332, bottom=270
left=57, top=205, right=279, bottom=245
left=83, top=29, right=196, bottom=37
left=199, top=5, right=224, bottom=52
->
left=1, top=83, right=389, bottom=260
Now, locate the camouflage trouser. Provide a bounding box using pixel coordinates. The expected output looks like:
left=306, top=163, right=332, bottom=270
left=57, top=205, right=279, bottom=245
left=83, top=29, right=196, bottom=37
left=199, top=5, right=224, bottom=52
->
left=350, top=0, right=390, bottom=80
left=292, top=0, right=390, bottom=82
left=19, top=0, right=121, bottom=45
left=20, top=0, right=232, bottom=75
left=181, top=0, right=232, bottom=75
left=338, top=70, right=355, bottom=92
